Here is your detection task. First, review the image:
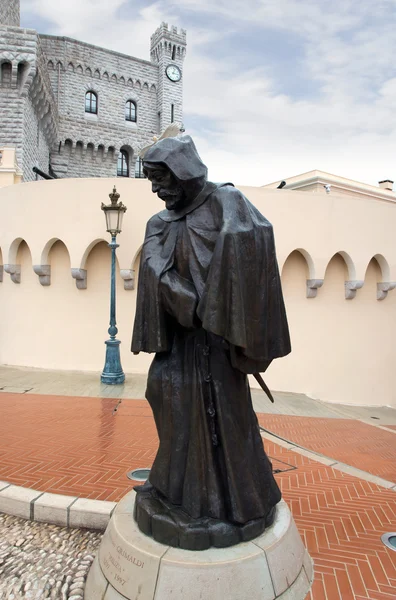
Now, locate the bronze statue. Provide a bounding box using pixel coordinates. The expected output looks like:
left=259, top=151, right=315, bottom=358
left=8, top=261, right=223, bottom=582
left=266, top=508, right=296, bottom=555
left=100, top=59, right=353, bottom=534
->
left=132, top=135, right=291, bottom=550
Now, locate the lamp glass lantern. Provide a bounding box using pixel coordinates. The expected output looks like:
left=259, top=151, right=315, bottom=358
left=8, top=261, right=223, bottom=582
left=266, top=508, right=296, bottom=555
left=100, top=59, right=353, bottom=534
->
left=101, top=186, right=127, bottom=235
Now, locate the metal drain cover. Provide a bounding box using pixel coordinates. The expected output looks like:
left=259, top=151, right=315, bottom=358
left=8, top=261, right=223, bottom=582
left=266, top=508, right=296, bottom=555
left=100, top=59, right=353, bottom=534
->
left=381, top=533, right=396, bottom=551
left=127, top=468, right=151, bottom=482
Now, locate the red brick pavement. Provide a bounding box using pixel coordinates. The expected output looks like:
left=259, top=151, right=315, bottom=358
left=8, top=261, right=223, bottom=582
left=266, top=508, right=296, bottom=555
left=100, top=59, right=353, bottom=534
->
left=0, top=392, right=395, bottom=600
left=257, top=414, right=396, bottom=483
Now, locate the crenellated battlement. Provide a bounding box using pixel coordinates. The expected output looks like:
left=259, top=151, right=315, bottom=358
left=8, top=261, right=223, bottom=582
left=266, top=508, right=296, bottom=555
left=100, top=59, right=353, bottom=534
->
left=150, top=23, right=187, bottom=64
left=150, top=22, right=187, bottom=51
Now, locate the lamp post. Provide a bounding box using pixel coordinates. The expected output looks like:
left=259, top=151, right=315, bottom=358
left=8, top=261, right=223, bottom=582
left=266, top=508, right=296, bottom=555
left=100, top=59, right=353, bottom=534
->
left=101, top=186, right=127, bottom=385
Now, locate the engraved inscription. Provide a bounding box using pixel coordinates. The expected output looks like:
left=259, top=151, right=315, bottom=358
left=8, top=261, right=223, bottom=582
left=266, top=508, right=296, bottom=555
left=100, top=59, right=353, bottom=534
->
left=117, top=546, right=144, bottom=568
left=114, top=573, right=126, bottom=586
left=99, top=520, right=151, bottom=597
left=108, top=553, right=122, bottom=572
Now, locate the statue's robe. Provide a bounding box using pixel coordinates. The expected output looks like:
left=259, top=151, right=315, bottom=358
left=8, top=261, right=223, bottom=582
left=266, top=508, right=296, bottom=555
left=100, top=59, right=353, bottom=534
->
left=132, top=181, right=291, bottom=524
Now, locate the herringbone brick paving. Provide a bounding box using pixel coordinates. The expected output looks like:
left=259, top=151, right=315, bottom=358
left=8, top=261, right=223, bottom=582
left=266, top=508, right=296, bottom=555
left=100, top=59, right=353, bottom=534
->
left=0, top=392, right=395, bottom=600
left=257, top=414, right=396, bottom=483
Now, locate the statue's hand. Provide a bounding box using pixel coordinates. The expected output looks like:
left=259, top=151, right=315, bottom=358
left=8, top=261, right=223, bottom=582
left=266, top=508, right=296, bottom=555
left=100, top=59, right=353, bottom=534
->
left=160, top=270, right=198, bottom=330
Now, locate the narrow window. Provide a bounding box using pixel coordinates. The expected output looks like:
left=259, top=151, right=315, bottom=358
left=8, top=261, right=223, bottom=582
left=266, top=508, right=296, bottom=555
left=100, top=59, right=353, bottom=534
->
left=1, top=62, right=12, bottom=87
left=17, top=63, right=27, bottom=88
left=135, top=157, right=146, bottom=179
left=85, top=91, right=97, bottom=114
left=171, top=104, right=174, bottom=123
left=172, top=46, right=176, bottom=60
left=117, top=150, right=129, bottom=177
left=125, top=100, right=137, bottom=122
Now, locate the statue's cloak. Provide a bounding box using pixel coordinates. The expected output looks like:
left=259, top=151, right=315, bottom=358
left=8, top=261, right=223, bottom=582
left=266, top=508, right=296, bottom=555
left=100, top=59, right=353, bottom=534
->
left=131, top=136, right=290, bottom=525
left=132, top=150, right=290, bottom=370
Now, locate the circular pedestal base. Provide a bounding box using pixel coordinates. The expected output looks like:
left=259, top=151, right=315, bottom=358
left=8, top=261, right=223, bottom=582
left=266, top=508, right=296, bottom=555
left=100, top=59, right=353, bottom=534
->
left=85, top=491, right=313, bottom=600
left=134, top=481, right=276, bottom=550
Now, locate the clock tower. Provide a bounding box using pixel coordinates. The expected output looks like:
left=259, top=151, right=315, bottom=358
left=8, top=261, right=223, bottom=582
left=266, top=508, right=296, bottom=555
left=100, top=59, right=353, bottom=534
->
left=150, top=23, right=186, bottom=134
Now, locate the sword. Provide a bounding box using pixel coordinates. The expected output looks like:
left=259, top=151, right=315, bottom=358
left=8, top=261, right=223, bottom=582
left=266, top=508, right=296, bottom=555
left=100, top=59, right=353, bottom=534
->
left=253, top=372, right=275, bottom=403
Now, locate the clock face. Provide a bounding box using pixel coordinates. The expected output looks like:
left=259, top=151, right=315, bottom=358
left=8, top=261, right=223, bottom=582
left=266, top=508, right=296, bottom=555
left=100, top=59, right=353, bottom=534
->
left=166, top=64, right=182, bottom=82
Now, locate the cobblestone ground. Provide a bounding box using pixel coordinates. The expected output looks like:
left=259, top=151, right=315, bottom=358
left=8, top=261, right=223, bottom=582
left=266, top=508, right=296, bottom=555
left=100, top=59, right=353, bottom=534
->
left=0, top=513, right=102, bottom=599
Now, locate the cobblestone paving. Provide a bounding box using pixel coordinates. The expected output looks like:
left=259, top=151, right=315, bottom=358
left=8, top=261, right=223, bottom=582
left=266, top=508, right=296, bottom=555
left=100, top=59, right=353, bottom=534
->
left=0, top=514, right=102, bottom=599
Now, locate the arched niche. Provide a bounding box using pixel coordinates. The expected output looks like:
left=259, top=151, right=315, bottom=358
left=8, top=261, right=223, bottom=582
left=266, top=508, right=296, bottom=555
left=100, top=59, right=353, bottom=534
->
left=372, top=253, right=390, bottom=282
left=10, top=240, right=33, bottom=284
left=281, top=250, right=311, bottom=301
left=40, top=237, right=70, bottom=265
left=325, top=251, right=364, bottom=300
left=83, top=240, right=123, bottom=294
left=361, top=257, right=382, bottom=300
left=336, top=250, right=356, bottom=281
left=75, top=141, right=84, bottom=157
left=64, top=139, right=73, bottom=156
left=119, top=246, right=142, bottom=290
left=367, top=255, right=395, bottom=300
left=321, top=253, right=350, bottom=302
left=80, top=238, right=109, bottom=270
left=47, top=240, right=72, bottom=288
left=32, top=238, right=70, bottom=286
left=8, top=237, right=25, bottom=264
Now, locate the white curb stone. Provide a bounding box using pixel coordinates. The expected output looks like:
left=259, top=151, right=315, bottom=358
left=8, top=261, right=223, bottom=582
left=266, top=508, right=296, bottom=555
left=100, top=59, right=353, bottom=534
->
left=69, top=498, right=117, bottom=530
left=34, top=492, right=78, bottom=527
left=0, top=485, right=43, bottom=519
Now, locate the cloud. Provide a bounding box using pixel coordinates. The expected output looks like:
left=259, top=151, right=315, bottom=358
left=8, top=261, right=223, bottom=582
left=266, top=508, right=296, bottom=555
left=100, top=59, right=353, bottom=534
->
left=21, top=0, right=396, bottom=186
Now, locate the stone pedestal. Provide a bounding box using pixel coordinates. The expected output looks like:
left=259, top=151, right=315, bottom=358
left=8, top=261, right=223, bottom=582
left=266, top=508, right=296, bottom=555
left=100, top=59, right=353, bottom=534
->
left=85, top=491, right=313, bottom=600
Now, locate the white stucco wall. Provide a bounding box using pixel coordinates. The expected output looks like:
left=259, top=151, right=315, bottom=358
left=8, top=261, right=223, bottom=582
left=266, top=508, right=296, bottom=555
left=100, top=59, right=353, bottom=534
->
left=0, top=177, right=395, bottom=407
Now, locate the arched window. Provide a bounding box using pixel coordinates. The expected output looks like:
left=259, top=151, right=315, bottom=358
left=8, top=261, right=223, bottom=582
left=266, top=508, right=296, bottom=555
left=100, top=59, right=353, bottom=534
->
left=17, top=62, right=28, bottom=89
left=125, top=100, right=136, bottom=122
left=85, top=91, right=97, bottom=114
left=117, top=150, right=129, bottom=177
left=1, top=62, right=12, bottom=87
left=135, top=157, right=146, bottom=179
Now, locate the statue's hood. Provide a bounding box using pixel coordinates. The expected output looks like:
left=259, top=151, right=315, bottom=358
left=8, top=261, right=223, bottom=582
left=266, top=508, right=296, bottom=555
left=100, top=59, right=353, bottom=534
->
left=143, top=135, right=208, bottom=190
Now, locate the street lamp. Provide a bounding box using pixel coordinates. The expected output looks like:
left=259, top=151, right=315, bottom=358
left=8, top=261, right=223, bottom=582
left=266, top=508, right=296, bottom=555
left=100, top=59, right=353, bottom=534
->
left=101, top=186, right=127, bottom=385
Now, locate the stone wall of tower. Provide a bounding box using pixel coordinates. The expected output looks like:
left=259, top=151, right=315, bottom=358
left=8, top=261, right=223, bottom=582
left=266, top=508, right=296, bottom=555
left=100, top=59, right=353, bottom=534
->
left=0, top=26, right=58, bottom=180
left=0, top=0, right=20, bottom=27
left=0, top=20, right=186, bottom=180
left=39, top=35, right=161, bottom=178
left=150, top=23, right=186, bottom=133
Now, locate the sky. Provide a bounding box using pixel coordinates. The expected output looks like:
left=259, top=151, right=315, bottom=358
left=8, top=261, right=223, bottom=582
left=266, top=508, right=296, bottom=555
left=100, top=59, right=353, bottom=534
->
left=21, top=0, right=396, bottom=187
